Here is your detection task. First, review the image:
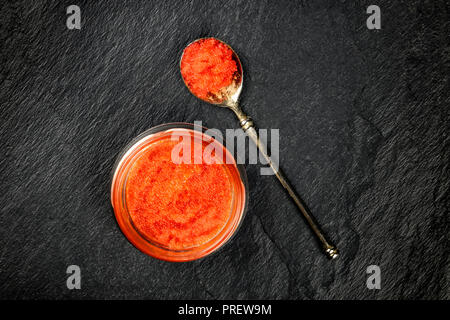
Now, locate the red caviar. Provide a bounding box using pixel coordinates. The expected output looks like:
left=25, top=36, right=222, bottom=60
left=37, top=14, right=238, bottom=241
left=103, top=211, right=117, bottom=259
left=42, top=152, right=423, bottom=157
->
left=181, top=38, right=237, bottom=100
left=111, top=126, right=247, bottom=261
left=125, top=134, right=233, bottom=250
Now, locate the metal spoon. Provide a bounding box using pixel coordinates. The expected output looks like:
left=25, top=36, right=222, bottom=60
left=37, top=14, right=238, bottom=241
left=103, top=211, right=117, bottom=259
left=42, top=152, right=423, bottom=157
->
left=180, top=38, right=339, bottom=259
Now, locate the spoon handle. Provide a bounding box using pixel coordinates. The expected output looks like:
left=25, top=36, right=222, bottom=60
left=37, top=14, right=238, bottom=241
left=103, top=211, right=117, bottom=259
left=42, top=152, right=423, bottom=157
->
left=230, top=105, right=339, bottom=259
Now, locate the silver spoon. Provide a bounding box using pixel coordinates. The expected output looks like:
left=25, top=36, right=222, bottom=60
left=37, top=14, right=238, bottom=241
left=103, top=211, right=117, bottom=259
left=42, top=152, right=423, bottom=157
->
left=180, top=38, right=339, bottom=259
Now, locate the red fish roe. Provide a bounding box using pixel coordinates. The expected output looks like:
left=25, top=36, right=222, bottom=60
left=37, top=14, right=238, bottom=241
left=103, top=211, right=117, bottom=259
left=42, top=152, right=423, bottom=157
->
left=125, top=135, right=233, bottom=250
left=181, top=38, right=237, bottom=100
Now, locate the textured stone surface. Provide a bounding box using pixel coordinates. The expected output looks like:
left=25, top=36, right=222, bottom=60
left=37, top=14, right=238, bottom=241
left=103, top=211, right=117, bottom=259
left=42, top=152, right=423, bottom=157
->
left=0, top=0, right=448, bottom=299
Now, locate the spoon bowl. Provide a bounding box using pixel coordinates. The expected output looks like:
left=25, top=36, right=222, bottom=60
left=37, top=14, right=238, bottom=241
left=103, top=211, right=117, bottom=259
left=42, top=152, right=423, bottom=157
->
left=180, top=38, right=243, bottom=107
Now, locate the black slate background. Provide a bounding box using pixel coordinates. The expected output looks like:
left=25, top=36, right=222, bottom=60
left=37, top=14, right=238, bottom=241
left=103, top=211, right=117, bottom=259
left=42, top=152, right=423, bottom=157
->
left=0, top=0, right=449, bottom=299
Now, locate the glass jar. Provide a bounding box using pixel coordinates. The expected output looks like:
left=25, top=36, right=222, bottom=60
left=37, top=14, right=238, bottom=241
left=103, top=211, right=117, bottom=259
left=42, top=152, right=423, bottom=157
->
left=111, top=123, right=248, bottom=262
